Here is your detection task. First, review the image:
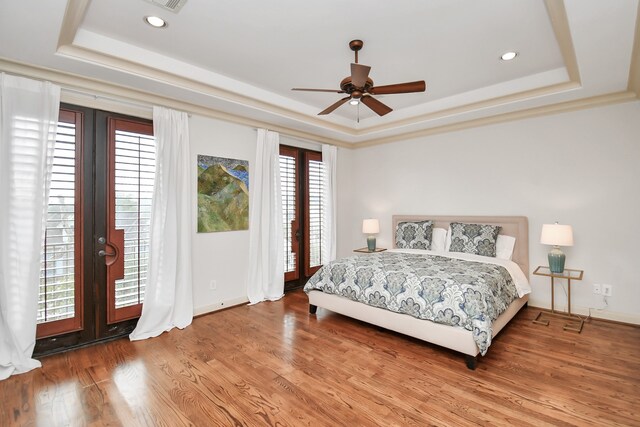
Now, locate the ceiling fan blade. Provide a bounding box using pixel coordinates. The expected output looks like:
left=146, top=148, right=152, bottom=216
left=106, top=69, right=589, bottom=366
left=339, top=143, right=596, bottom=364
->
left=318, top=96, right=352, bottom=115
left=351, top=63, right=371, bottom=88
left=360, top=95, right=392, bottom=116
left=369, top=81, right=426, bottom=95
left=292, top=88, right=345, bottom=93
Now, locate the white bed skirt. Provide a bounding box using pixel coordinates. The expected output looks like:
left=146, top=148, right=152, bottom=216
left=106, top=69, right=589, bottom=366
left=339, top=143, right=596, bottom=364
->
left=307, top=290, right=529, bottom=357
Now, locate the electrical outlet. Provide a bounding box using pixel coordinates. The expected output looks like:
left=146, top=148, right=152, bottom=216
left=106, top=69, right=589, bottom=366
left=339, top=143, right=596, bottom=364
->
left=209, top=280, right=217, bottom=290
left=593, top=284, right=601, bottom=294
left=602, top=284, right=612, bottom=297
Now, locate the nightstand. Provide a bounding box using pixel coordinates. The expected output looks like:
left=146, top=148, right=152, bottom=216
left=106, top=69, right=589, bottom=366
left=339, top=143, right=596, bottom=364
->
left=532, top=265, right=584, bottom=333
left=353, top=247, right=387, bottom=253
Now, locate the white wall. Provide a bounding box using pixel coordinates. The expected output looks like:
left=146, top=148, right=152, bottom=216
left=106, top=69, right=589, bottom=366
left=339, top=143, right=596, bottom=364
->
left=335, top=146, right=355, bottom=261
left=337, top=101, right=640, bottom=323
left=189, top=115, right=256, bottom=314
left=189, top=117, right=326, bottom=315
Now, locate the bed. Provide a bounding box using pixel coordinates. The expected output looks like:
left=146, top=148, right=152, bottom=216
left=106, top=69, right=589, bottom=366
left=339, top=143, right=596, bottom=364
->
left=305, top=215, right=530, bottom=369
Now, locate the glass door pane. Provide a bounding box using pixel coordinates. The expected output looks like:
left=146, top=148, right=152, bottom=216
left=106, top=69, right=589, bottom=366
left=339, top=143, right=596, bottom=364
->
left=37, top=109, right=83, bottom=338
left=280, top=146, right=299, bottom=282
left=305, top=151, right=325, bottom=277
left=106, top=118, right=155, bottom=323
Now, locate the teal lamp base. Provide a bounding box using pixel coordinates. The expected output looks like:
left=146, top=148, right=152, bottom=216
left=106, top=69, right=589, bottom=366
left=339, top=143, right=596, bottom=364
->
left=367, top=236, right=376, bottom=252
left=548, top=246, right=566, bottom=273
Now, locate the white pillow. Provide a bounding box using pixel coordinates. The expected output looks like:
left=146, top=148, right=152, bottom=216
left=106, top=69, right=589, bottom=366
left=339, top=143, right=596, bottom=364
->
left=496, top=235, right=516, bottom=260
left=430, top=227, right=447, bottom=252
left=445, top=226, right=452, bottom=251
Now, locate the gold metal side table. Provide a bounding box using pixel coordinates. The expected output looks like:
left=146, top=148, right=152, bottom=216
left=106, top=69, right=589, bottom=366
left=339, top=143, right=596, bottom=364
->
left=532, top=266, right=585, bottom=333
left=353, top=247, right=387, bottom=253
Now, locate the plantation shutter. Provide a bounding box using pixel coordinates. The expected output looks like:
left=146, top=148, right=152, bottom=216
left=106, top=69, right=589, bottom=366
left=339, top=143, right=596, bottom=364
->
left=112, top=126, right=155, bottom=311
left=39, top=113, right=80, bottom=327
left=279, top=147, right=298, bottom=281
left=305, top=152, right=325, bottom=276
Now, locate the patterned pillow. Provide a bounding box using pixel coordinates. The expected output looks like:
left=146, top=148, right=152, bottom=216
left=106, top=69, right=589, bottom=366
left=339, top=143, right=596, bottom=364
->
left=448, top=222, right=501, bottom=257
left=395, top=220, right=433, bottom=250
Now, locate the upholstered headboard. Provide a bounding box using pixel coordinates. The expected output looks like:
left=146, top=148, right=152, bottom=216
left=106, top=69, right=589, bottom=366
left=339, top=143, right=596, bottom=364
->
left=392, top=215, right=529, bottom=278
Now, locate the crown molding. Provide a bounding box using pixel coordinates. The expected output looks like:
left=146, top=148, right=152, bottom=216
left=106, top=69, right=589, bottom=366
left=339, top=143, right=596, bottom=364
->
left=56, top=42, right=357, bottom=137
left=57, top=0, right=90, bottom=48
left=2, top=57, right=637, bottom=151
left=0, top=57, right=350, bottom=148
left=349, top=81, right=581, bottom=137
left=353, top=91, right=638, bottom=149
left=4, top=0, right=638, bottom=150
left=55, top=0, right=584, bottom=140
left=544, top=0, right=581, bottom=84
left=359, top=0, right=581, bottom=137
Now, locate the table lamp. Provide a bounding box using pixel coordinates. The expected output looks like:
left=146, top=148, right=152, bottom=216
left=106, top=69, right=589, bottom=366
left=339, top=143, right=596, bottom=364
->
left=362, top=219, right=380, bottom=252
left=540, top=222, right=574, bottom=273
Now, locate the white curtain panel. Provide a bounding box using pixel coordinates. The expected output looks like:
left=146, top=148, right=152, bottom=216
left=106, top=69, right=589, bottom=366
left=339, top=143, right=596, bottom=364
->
left=0, top=74, right=60, bottom=380
left=130, top=106, right=193, bottom=341
left=247, top=129, right=284, bottom=304
left=321, top=144, right=337, bottom=262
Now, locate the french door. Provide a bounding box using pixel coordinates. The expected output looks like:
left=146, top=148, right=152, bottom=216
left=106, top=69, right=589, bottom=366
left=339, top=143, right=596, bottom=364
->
left=280, top=145, right=326, bottom=290
left=35, top=105, right=154, bottom=355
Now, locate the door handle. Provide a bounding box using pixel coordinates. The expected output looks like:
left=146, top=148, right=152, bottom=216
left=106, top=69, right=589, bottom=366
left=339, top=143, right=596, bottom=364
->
left=103, top=229, right=124, bottom=279
left=98, top=239, right=120, bottom=268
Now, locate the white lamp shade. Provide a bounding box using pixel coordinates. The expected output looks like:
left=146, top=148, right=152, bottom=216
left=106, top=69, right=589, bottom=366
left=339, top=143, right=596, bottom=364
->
left=540, top=223, right=574, bottom=246
left=362, top=218, right=380, bottom=234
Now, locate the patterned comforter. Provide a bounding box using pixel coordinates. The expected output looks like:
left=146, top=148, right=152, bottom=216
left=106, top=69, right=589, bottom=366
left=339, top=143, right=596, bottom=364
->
left=304, top=251, right=520, bottom=355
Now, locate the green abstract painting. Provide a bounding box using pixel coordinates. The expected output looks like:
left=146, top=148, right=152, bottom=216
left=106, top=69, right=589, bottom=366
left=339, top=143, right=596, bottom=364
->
left=197, top=155, right=249, bottom=232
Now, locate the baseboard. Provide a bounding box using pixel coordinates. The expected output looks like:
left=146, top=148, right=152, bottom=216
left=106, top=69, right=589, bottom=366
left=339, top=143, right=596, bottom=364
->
left=194, top=296, right=249, bottom=317
left=528, top=303, right=640, bottom=326
left=192, top=296, right=639, bottom=325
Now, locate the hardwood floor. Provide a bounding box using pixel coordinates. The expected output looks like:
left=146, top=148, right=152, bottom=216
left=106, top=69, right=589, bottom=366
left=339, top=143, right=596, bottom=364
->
left=2, top=290, right=639, bottom=426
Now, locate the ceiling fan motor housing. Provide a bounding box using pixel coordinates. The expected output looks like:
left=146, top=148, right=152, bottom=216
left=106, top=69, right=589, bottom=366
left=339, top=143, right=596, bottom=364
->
left=340, top=77, right=374, bottom=97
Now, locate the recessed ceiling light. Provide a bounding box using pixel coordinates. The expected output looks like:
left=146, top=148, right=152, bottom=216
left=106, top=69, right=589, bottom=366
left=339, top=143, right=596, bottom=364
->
left=349, top=99, right=359, bottom=105
left=500, top=51, right=518, bottom=61
left=144, top=16, right=168, bottom=28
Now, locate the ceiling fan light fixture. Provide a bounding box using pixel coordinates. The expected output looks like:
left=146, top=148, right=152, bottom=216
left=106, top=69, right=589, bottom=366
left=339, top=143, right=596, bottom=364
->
left=144, top=16, right=168, bottom=28
left=500, top=51, right=518, bottom=61
left=349, top=99, right=359, bottom=105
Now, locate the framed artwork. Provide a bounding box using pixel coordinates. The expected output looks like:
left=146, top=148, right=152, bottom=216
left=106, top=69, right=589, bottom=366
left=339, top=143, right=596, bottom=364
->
left=197, top=155, right=249, bottom=232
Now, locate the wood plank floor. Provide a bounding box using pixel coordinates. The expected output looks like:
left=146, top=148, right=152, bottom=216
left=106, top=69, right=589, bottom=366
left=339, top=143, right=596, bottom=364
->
left=2, top=290, right=639, bottom=426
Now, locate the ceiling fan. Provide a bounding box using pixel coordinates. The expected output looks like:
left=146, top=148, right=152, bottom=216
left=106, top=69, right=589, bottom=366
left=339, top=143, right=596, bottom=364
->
left=292, top=39, right=426, bottom=117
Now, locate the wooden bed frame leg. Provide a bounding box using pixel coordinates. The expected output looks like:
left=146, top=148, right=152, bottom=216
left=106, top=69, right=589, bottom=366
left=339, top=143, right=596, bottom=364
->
left=309, top=304, right=317, bottom=314
left=465, top=355, right=477, bottom=370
